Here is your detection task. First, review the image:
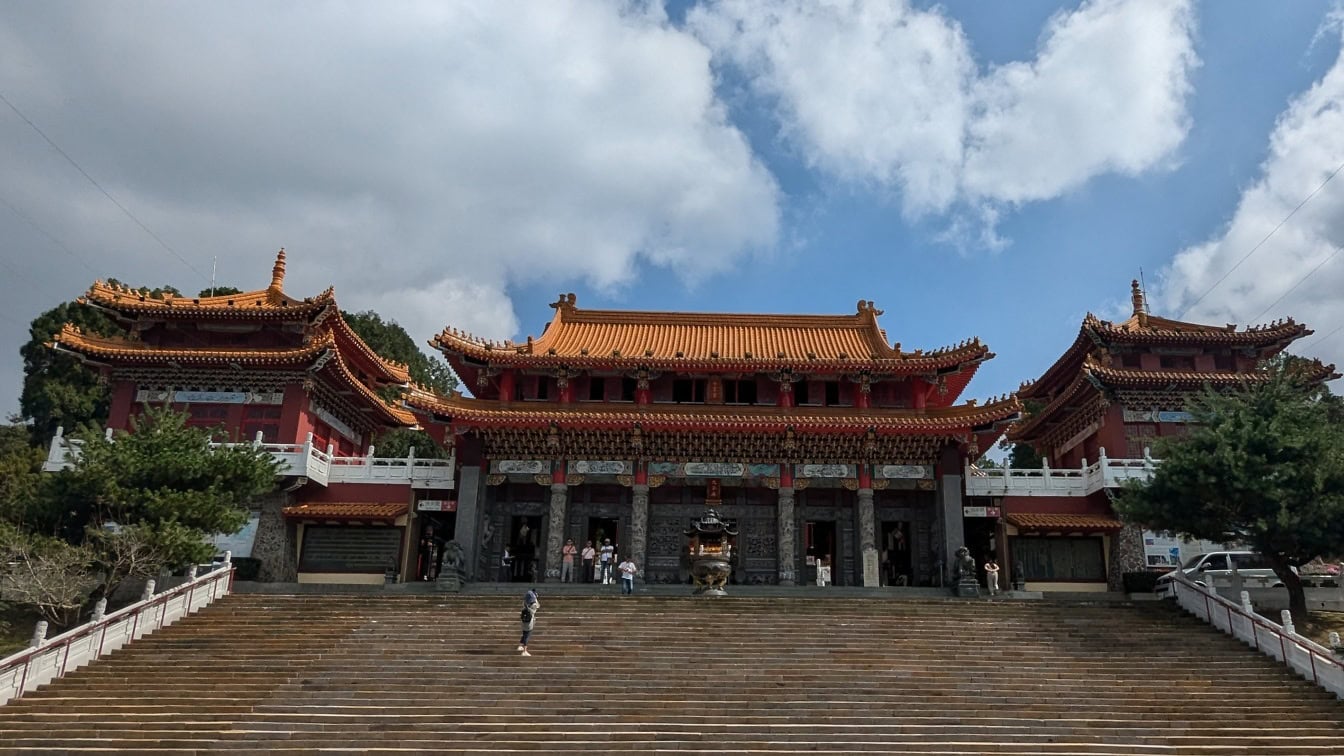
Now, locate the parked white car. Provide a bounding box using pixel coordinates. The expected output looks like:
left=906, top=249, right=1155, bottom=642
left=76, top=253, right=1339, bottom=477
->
left=1154, top=551, right=1286, bottom=598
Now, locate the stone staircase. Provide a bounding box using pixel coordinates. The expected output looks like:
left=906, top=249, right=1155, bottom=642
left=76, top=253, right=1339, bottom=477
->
left=0, top=594, right=1340, bottom=753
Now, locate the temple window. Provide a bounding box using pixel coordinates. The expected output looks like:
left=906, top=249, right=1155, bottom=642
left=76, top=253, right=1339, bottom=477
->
left=1159, top=355, right=1195, bottom=371
left=533, top=376, right=550, bottom=400
left=824, top=380, right=842, bottom=406
left=620, top=377, right=637, bottom=402
left=1213, top=352, right=1235, bottom=370
left=1120, top=352, right=1142, bottom=369
left=723, top=379, right=758, bottom=405
left=1125, top=423, right=1156, bottom=458
left=795, top=381, right=813, bottom=405
left=672, top=378, right=706, bottom=403
left=588, top=378, right=605, bottom=401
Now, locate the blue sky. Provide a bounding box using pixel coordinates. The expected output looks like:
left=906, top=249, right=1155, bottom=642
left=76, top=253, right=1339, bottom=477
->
left=2, top=1, right=1343, bottom=421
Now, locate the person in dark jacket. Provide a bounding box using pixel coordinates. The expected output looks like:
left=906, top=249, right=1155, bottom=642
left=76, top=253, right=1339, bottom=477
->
left=517, top=588, right=540, bottom=656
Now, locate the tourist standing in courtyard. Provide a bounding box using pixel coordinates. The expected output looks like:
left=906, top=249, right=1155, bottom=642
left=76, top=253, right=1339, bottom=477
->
left=599, top=538, right=615, bottom=584
left=517, top=588, right=540, bottom=656
left=561, top=538, right=577, bottom=582
left=581, top=540, right=597, bottom=583
left=618, top=555, right=638, bottom=594
left=984, top=559, right=1001, bottom=596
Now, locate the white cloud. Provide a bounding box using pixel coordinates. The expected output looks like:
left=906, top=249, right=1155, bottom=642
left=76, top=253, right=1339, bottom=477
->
left=689, top=0, right=1197, bottom=225
left=1155, top=19, right=1344, bottom=372
left=0, top=0, right=780, bottom=408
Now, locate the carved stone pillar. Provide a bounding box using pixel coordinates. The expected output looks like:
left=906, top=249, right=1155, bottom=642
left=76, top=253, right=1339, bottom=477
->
left=631, top=483, right=650, bottom=583
left=857, top=487, right=878, bottom=587
left=777, top=487, right=797, bottom=585
left=545, top=483, right=568, bottom=581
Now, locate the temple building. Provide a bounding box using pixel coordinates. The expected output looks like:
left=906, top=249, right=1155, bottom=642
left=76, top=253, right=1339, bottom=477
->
left=46, top=251, right=455, bottom=585
left=411, top=292, right=1020, bottom=587
left=967, top=281, right=1338, bottom=591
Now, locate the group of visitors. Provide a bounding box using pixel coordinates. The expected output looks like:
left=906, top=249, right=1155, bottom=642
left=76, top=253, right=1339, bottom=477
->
left=558, top=537, right=635, bottom=589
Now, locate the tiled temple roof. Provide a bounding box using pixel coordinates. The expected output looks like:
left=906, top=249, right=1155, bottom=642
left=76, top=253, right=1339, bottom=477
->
left=282, top=502, right=408, bottom=522
left=1007, top=354, right=1340, bottom=443
left=404, top=388, right=1021, bottom=435
left=432, top=294, right=991, bottom=374
left=1019, top=280, right=1313, bottom=401
left=1004, top=513, right=1123, bottom=532
left=83, top=250, right=334, bottom=320
left=51, top=325, right=337, bottom=366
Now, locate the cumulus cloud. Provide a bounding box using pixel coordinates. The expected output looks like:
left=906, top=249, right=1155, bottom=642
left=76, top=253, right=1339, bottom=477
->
left=1155, top=19, right=1344, bottom=371
left=0, top=1, right=779, bottom=407
left=689, top=0, right=1197, bottom=228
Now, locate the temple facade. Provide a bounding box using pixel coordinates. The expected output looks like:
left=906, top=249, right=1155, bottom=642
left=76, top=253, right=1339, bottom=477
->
left=413, top=293, right=1020, bottom=588
left=46, top=258, right=1336, bottom=593
left=968, top=281, right=1338, bottom=590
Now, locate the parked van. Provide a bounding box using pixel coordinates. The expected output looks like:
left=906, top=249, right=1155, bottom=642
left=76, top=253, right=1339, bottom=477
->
left=1154, top=551, right=1285, bottom=598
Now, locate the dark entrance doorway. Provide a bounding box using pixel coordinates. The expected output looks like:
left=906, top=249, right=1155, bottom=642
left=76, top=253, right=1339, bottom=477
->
left=879, top=520, right=912, bottom=586
left=416, top=513, right=456, bottom=581
left=963, top=516, right=998, bottom=587
left=510, top=515, right=542, bottom=582
left=803, top=520, right=837, bottom=585
left=588, top=517, right=619, bottom=583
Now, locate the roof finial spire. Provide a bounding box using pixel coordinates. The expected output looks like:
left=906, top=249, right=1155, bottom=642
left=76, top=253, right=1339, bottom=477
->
left=1131, top=279, right=1149, bottom=326
left=270, top=248, right=286, bottom=292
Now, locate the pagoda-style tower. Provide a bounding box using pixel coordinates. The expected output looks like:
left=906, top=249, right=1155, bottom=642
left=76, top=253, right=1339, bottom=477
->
left=1010, top=281, right=1335, bottom=465
left=973, top=281, right=1338, bottom=592
left=416, top=294, right=1019, bottom=587
left=48, top=252, right=455, bottom=586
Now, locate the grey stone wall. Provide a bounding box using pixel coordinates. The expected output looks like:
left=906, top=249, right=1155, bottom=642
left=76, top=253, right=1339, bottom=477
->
left=1108, top=523, right=1145, bottom=591
left=252, top=489, right=297, bottom=582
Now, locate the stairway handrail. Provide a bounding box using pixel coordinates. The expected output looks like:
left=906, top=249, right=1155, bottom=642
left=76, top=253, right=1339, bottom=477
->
left=0, top=565, right=234, bottom=705
left=1170, top=567, right=1343, bottom=698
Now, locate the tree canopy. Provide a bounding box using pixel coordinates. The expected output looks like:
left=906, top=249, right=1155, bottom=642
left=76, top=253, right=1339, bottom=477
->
left=1115, top=363, right=1344, bottom=622
left=342, top=310, right=458, bottom=395
left=20, top=302, right=120, bottom=444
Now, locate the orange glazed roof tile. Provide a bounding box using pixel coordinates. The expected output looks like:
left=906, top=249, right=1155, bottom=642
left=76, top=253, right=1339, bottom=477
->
left=1004, top=513, right=1123, bottom=532
left=404, top=388, right=1021, bottom=434
left=282, top=502, right=408, bottom=521
left=51, top=325, right=337, bottom=365
left=1019, top=281, right=1313, bottom=400
left=432, top=294, right=991, bottom=373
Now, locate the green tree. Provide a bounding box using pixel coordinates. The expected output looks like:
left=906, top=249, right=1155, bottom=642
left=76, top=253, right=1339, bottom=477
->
left=342, top=310, right=458, bottom=395
left=372, top=427, right=450, bottom=460
left=198, top=286, right=242, bottom=297
left=44, top=406, right=279, bottom=593
left=1114, top=364, right=1344, bottom=623
left=19, top=302, right=121, bottom=445
left=0, top=425, right=47, bottom=529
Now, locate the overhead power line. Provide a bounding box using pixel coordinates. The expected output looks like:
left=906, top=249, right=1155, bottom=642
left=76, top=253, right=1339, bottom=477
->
left=0, top=193, right=99, bottom=276
left=0, top=89, right=208, bottom=283
left=1179, top=159, right=1344, bottom=319
left=1247, top=241, right=1343, bottom=324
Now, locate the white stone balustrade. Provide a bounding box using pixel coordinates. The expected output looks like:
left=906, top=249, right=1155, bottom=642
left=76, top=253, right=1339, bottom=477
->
left=44, top=427, right=454, bottom=490
left=964, top=447, right=1160, bottom=498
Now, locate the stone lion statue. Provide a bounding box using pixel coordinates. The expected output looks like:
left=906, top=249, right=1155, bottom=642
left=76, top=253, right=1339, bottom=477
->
left=953, top=546, right=975, bottom=582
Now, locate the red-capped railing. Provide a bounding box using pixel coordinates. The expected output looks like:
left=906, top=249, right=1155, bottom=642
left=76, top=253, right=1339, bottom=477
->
left=0, top=564, right=234, bottom=706
left=1171, top=568, right=1344, bottom=698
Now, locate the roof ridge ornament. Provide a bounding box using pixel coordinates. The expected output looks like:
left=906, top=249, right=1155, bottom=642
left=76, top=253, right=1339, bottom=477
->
left=269, top=248, right=286, bottom=295
left=551, top=292, right=577, bottom=310
left=1131, top=279, right=1149, bottom=327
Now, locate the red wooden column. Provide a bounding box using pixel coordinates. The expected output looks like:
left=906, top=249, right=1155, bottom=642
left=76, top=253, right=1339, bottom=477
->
left=107, top=381, right=137, bottom=431
left=636, top=374, right=651, bottom=405
left=777, top=379, right=794, bottom=408
left=910, top=378, right=927, bottom=410
left=498, top=370, right=515, bottom=402
left=855, top=375, right=871, bottom=409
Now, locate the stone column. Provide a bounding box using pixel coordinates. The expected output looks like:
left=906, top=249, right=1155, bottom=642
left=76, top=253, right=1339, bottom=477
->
left=857, top=487, right=879, bottom=587
left=545, top=483, right=568, bottom=581
left=631, top=484, right=650, bottom=583
left=777, top=487, right=797, bottom=585
left=455, top=465, right=483, bottom=581
left=1107, top=523, right=1145, bottom=592
left=937, top=472, right=964, bottom=586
